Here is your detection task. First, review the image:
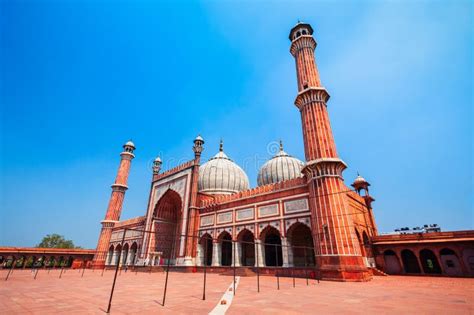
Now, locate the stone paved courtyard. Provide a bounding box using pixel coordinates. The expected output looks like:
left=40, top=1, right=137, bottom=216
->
left=0, top=269, right=472, bottom=314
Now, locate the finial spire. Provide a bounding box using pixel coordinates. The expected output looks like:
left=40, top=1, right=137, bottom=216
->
left=219, top=139, right=223, bottom=152
left=279, top=139, right=284, bottom=151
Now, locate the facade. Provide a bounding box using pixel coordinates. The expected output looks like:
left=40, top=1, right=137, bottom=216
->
left=91, top=22, right=474, bottom=281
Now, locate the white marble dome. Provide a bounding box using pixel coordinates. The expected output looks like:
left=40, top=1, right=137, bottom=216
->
left=257, top=141, right=304, bottom=186
left=198, top=142, right=249, bottom=195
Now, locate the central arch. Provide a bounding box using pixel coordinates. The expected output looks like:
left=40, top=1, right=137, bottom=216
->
left=153, top=189, right=182, bottom=264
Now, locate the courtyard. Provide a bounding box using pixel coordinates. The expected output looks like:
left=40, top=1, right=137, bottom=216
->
left=0, top=269, right=472, bottom=314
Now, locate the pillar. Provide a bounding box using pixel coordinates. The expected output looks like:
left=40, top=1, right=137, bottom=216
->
left=281, top=237, right=291, bottom=267
left=233, top=242, right=242, bottom=267
left=254, top=240, right=265, bottom=267
left=212, top=241, right=221, bottom=267
left=196, top=243, right=204, bottom=266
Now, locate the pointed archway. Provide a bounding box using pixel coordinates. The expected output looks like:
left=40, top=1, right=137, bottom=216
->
left=218, top=231, right=232, bottom=266
left=401, top=249, right=421, bottom=273
left=420, top=249, right=441, bottom=274
left=238, top=229, right=255, bottom=266
left=153, top=189, right=182, bottom=264
left=261, top=226, right=283, bottom=267
left=287, top=223, right=315, bottom=266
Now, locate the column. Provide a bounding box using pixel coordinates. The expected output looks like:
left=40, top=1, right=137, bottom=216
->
left=254, top=240, right=265, bottom=267
left=233, top=242, right=242, bottom=267
left=212, top=241, right=221, bottom=266
left=281, top=237, right=291, bottom=267
left=196, top=243, right=203, bottom=266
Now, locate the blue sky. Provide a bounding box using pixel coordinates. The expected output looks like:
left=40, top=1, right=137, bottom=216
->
left=1, top=0, right=472, bottom=248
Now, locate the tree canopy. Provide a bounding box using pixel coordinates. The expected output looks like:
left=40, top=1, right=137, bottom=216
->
left=36, top=234, right=81, bottom=249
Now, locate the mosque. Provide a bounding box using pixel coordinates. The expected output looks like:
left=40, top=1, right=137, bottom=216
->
left=91, top=22, right=474, bottom=281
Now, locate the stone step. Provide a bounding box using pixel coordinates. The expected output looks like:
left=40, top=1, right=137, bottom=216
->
left=370, top=267, right=388, bottom=276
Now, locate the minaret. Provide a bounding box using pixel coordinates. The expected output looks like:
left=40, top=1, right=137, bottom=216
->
left=93, top=140, right=135, bottom=268
left=290, top=22, right=369, bottom=280
left=184, top=135, right=204, bottom=264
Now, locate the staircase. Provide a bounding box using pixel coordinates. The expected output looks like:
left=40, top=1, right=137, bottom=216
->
left=219, top=267, right=256, bottom=277
left=370, top=267, right=388, bottom=276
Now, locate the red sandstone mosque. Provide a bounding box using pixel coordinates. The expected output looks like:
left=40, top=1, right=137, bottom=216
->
left=88, top=22, right=474, bottom=280
left=2, top=22, right=471, bottom=280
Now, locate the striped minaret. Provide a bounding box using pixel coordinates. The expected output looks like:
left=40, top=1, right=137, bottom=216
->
left=290, top=22, right=368, bottom=280
left=92, top=141, right=135, bottom=268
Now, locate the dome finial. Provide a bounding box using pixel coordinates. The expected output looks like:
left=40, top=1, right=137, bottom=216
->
left=219, top=139, right=223, bottom=152
left=279, top=139, right=284, bottom=151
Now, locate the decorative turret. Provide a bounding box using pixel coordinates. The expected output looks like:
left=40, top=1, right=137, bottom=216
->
left=152, top=156, right=162, bottom=179
left=352, top=173, right=370, bottom=196
left=193, top=135, right=204, bottom=157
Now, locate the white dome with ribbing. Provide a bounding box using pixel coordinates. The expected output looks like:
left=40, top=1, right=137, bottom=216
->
left=198, top=141, right=250, bottom=195
left=257, top=141, right=304, bottom=186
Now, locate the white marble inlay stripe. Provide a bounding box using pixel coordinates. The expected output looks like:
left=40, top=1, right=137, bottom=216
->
left=208, top=276, right=240, bottom=315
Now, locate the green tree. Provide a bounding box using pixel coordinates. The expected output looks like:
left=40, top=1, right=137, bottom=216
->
left=36, top=234, right=81, bottom=249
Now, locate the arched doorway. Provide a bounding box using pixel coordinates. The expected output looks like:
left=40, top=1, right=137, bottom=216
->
left=219, top=232, right=232, bottom=266
left=401, top=249, right=421, bottom=273
left=16, top=256, right=26, bottom=268
left=48, top=256, right=56, bottom=268
left=261, top=227, right=283, bottom=267
left=36, top=256, right=47, bottom=268
left=114, top=245, right=122, bottom=266
left=129, top=243, right=138, bottom=266
left=66, top=256, right=74, bottom=268
left=153, top=190, right=182, bottom=264
left=420, top=249, right=441, bottom=274
left=288, top=223, right=315, bottom=266
left=440, top=248, right=462, bottom=276
left=58, top=256, right=66, bottom=267
left=383, top=250, right=401, bottom=274
left=198, top=234, right=213, bottom=266
left=462, top=249, right=474, bottom=276
left=122, top=243, right=129, bottom=265
left=6, top=256, right=16, bottom=268
left=238, top=229, right=255, bottom=267
left=107, top=245, right=114, bottom=265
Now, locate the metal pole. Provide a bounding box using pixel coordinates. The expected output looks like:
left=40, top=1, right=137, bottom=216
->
left=275, top=244, right=279, bottom=290
left=304, top=247, right=308, bottom=286
left=202, top=236, right=208, bottom=301
left=233, top=239, right=236, bottom=296
left=106, top=229, right=127, bottom=314
left=5, top=259, right=16, bottom=281
left=293, top=268, right=295, bottom=288
left=162, top=230, right=176, bottom=307
left=256, top=240, right=260, bottom=293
